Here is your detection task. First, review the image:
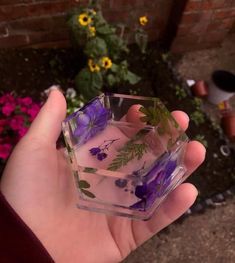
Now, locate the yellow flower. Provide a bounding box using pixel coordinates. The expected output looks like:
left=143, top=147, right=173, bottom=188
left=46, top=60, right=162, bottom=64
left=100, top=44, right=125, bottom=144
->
left=90, top=9, right=96, bottom=15
left=88, top=59, right=100, bottom=72
left=101, top=57, right=112, bottom=69
left=139, top=16, right=148, bottom=26
left=78, top=13, right=92, bottom=26
left=89, top=26, right=96, bottom=37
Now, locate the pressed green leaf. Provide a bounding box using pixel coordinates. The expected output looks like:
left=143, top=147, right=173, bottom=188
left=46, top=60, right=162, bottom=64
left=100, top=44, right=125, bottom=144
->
left=83, top=167, right=98, bottom=173
left=108, top=132, right=148, bottom=171
left=139, top=107, right=149, bottom=115
left=140, top=116, right=149, bottom=123
left=81, top=189, right=96, bottom=198
left=78, top=180, right=90, bottom=189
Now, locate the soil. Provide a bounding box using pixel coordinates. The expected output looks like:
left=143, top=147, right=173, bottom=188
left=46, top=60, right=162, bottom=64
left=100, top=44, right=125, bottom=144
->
left=124, top=198, right=235, bottom=263
left=0, top=44, right=235, bottom=201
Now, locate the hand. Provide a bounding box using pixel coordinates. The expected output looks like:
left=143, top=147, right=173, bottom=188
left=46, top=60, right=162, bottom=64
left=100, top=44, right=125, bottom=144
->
left=0, top=90, right=205, bottom=263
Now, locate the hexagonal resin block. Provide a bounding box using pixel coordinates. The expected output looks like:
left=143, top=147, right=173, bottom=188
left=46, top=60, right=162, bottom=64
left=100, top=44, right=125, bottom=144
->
left=62, top=93, right=189, bottom=220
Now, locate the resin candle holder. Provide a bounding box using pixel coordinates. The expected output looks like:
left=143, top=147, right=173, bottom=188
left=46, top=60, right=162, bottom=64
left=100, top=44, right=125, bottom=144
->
left=62, top=93, right=189, bottom=220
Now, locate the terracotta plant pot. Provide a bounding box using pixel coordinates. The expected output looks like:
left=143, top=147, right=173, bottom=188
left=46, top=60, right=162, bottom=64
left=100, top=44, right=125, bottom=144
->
left=191, top=80, right=208, bottom=98
left=221, top=113, right=235, bottom=141
left=208, top=70, right=235, bottom=104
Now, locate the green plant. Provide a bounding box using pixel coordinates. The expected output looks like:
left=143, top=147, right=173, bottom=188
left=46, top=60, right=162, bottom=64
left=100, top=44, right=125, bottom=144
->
left=175, top=85, right=187, bottom=100
left=190, top=111, right=205, bottom=126
left=67, top=1, right=146, bottom=100
left=65, top=88, right=84, bottom=115
left=192, top=97, right=203, bottom=109
left=190, top=98, right=205, bottom=126
left=194, top=135, right=208, bottom=148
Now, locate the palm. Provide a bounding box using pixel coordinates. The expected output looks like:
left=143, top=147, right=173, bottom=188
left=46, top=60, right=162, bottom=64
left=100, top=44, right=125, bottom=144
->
left=0, top=90, right=205, bottom=262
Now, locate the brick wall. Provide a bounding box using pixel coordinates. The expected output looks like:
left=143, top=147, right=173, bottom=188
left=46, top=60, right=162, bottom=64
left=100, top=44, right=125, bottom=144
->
left=0, top=0, right=173, bottom=48
left=171, top=0, right=235, bottom=52
left=1, top=0, right=234, bottom=51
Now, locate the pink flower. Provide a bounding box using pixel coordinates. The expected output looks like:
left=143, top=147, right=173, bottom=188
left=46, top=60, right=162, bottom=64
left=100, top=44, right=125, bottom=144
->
left=18, top=127, right=28, bottom=138
left=27, top=104, right=40, bottom=121
left=9, top=115, right=25, bottom=131
left=0, top=119, right=7, bottom=133
left=0, top=143, right=12, bottom=160
left=0, top=94, right=15, bottom=104
left=18, top=97, right=32, bottom=106
left=20, top=105, right=28, bottom=113
left=2, top=103, right=16, bottom=116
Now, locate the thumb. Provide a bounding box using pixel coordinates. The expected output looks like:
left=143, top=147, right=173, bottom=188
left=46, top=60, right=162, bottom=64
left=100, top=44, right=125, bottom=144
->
left=26, top=88, right=67, bottom=146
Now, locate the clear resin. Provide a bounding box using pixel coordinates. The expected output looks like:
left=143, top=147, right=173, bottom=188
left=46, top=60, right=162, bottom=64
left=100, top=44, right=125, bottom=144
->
left=62, top=93, right=189, bottom=220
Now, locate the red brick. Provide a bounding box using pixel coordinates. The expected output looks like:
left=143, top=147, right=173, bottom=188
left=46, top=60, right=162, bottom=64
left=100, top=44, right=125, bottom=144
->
left=213, top=8, right=235, bottom=19
left=27, top=40, right=70, bottom=49
left=110, top=0, right=147, bottom=10
left=28, top=30, right=69, bottom=45
left=9, top=15, right=67, bottom=33
left=176, top=25, right=192, bottom=37
left=181, top=12, right=201, bottom=24
left=191, top=19, right=210, bottom=34
left=202, top=29, right=228, bottom=43
left=0, top=0, right=31, bottom=5
left=0, top=23, right=8, bottom=36
left=0, top=34, right=29, bottom=48
left=202, top=0, right=232, bottom=10
left=185, top=0, right=202, bottom=12
left=0, top=1, right=70, bottom=22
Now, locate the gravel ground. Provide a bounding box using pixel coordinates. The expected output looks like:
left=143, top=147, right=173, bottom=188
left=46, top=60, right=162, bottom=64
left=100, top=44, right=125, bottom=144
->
left=175, top=33, right=235, bottom=81
left=124, top=198, right=235, bottom=263
left=124, top=33, right=235, bottom=263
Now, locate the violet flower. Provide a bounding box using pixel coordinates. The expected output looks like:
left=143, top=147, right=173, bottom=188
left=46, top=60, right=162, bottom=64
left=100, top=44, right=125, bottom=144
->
left=73, top=98, right=110, bottom=144
left=89, top=147, right=101, bottom=155
left=97, top=152, right=108, bottom=161
left=130, top=155, right=177, bottom=211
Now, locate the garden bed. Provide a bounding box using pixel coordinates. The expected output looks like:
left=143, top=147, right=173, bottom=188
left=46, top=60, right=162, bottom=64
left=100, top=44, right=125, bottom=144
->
left=0, top=45, right=235, bottom=202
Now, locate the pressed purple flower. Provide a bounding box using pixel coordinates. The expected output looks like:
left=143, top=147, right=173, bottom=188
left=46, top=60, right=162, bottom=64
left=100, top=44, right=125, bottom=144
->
left=89, top=147, right=101, bottom=155
left=115, top=179, right=128, bottom=188
left=73, top=98, right=110, bottom=144
left=97, top=152, right=107, bottom=161
left=130, top=156, right=177, bottom=211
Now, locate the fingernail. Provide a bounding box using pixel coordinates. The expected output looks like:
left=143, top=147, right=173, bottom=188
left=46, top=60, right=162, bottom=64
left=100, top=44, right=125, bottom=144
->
left=45, top=85, right=63, bottom=97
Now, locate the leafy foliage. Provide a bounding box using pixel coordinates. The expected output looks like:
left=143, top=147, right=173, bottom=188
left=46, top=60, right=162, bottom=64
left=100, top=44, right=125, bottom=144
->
left=67, top=2, right=145, bottom=100
left=175, top=85, right=187, bottom=100
left=190, top=98, right=205, bottom=126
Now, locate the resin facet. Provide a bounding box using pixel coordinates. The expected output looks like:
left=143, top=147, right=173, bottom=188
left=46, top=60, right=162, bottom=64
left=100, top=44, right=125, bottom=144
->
left=62, top=93, right=189, bottom=220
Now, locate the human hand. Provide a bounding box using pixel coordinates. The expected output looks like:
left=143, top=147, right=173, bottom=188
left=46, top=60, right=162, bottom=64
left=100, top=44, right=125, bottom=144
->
left=0, top=89, right=205, bottom=263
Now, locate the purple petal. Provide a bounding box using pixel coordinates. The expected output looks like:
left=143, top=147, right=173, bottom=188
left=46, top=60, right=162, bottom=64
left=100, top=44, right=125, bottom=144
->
left=89, top=147, right=101, bottom=155
left=97, top=152, right=107, bottom=161
left=135, top=184, right=148, bottom=199
left=130, top=199, right=146, bottom=210
left=165, top=160, right=177, bottom=179
left=76, top=112, right=90, bottom=126
left=74, top=113, right=90, bottom=137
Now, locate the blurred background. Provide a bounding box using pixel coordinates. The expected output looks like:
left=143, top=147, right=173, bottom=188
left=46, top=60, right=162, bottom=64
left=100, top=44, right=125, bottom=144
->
left=0, top=0, right=235, bottom=262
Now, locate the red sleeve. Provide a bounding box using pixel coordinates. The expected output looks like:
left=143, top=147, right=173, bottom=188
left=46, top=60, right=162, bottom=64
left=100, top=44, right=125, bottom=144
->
left=0, top=192, right=54, bottom=263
